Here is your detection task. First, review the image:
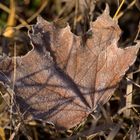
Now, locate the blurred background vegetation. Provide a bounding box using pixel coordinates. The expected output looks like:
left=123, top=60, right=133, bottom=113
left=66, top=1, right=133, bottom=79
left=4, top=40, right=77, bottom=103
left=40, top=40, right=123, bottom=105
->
left=0, top=0, right=140, bottom=140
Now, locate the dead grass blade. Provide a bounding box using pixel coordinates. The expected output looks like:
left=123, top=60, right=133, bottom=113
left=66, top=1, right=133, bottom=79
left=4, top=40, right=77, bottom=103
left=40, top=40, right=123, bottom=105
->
left=124, top=73, right=133, bottom=117
left=106, top=120, right=123, bottom=140
left=3, top=0, right=16, bottom=38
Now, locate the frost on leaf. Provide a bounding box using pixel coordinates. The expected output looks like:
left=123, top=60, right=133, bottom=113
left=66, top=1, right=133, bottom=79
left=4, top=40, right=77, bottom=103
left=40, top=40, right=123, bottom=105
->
left=0, top=7, right=139, bottom=129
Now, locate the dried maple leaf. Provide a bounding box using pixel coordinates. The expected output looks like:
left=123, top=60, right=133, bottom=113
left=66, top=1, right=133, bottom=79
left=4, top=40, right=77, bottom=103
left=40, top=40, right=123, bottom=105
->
left=0, top=6, right=139, bottom=129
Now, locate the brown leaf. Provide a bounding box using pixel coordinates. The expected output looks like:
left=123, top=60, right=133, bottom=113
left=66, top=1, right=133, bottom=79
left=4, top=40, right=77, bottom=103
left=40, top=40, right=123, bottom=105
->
left=0, top=6, right=139, bottom=129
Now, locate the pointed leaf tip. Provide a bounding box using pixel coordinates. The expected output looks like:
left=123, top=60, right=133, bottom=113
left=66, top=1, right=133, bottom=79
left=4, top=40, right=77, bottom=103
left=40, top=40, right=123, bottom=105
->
left=103, top=4, right=110, bottom=15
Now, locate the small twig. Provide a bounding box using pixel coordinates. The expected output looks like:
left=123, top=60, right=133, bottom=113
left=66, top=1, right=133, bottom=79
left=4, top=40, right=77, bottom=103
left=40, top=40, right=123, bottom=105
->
left=116, top=0, right=136, bottom=20
left=0, top=3, right=29, bottom=29
left=16, top=0, right=48, bottom=29
left=113, top=0, right=126, bottom=20
left=126, top=77, right=140, bottom=88
left=7, top=0, right=15, bottom=26
left=13, top=42, right=17, bottom=90
left=106, top=120, right=123, bottom=140
left=73, top=0, right=79, bottom=31
left=9, top=123, right=21, bottom=140
left=3, top=0, right=16, bottom=37
left=134, top=21, right=140, bottom=42
left=132, top=69, right=140, bottom=74
left=0, top=1, right=48, bottom=30
left=124, top=74, right=133, bottom=117
left=115, top=104, right=140, bottom=116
